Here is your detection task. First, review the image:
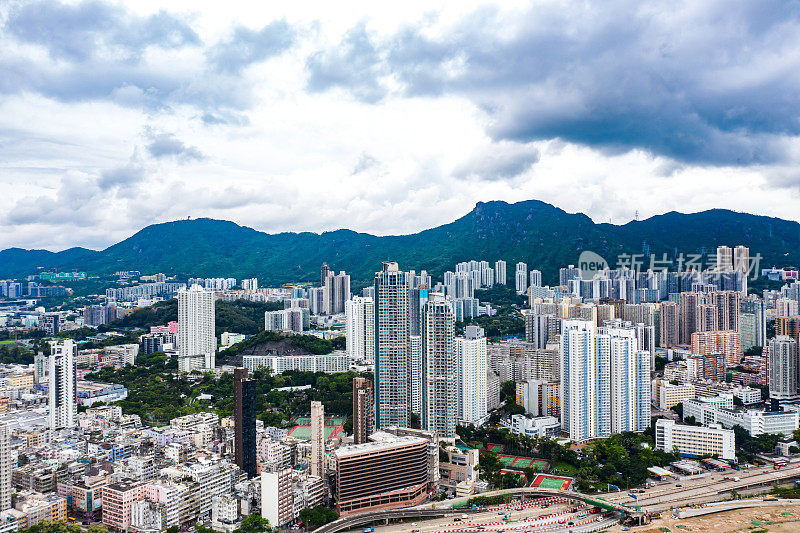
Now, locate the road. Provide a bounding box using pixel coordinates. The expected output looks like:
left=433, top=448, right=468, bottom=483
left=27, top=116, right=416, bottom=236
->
left=598, top=462, right=800, bottom=511
left=371, top=499, right=612, bottom=533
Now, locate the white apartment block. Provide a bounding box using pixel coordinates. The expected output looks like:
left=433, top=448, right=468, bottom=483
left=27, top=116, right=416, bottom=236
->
left=515, top=263, right=528, bottom=294
left=456, top=326, right=487, bottom=424
left=261, top=469, right=293, bottom=528
left=495, top=260, right=507, bottom=285
left=178, top=285, right=216, bottom=372
left=345, top=297, right=374, bottom=363
left=604, top=327, right=650, bottom=433
left=561, top=320, right=608, bottom=441
left=410, top=335, right=423, bottom=415
left=686, top=395, right=798, bottom=436
left=509, top=415, right=560, bottom=439
left=0, top=425, right=9, bottom=511
left=242, top=353, right=350, bottom=374
left=48, top=339, right=77, bottom=430
left=655, top=419, right=735, bottom=460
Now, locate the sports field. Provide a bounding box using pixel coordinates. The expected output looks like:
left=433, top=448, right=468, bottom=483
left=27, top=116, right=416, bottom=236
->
left=286, top=415, right=345, bottom=441
left=497, top=454, right=550, bottom=471
left=530, top=474, right=573, bottom=490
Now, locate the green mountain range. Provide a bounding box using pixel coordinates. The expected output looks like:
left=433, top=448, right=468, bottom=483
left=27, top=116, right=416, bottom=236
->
left=3, top=199, right=799, bottom=285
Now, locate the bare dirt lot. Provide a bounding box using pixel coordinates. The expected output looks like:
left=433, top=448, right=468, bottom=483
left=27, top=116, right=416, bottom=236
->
left=605, top=504, right=800, bottom=532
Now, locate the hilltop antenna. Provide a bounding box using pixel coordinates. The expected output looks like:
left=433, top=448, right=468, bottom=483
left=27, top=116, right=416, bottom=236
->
left=634, top=210, right=640, bottom=221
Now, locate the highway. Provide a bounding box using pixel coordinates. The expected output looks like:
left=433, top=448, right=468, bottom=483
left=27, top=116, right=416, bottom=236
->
left=599, top=461, right=800, bottom=511
left=315, top=462, right=800, bottom=532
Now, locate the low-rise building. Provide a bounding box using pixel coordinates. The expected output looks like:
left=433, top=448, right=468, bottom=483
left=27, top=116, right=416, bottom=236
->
left=509, top=415, right=561, bottom=438
left=655, top=419, right=735, bottom=460
left=652, top=379, right=695, bottom=410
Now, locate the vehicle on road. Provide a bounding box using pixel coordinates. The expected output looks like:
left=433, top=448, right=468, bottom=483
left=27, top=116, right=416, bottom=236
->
left=363, top=528, right=374, bottom=533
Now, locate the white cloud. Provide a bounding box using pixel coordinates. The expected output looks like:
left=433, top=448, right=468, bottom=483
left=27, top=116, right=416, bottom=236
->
left=1, top=0, right=799, bottom=252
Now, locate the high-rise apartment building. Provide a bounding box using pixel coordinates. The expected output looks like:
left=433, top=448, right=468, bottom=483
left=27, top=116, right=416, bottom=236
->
left=234, top=368, right=256, bottom=478
left=679, top=292, right=702, bottom=345
left=660, top=301, right=679, bottom=348
left=0, top=424, right=10, bottom=511
left=410, top=335, right=423, bottom=415
left=603, top=327, right=650, bottom=433
left=740, top=297, right=766, bottom=350
left=685, top=353, right=725, bottom=381
left=320, top=262, right=330, bottom=288
left=711, top=291, right=741, bottom=332
left=177, top=284, right=216, bottom=372
left=559, top=265, right=581, bottom=286
left=561, top=321, right=650, bottom=441
left=261, top=468, right=293, bottom=528
left=374, top=262, right=410, bottom=429
left=422, top=294, right=456, bottom=439
left=691, top=330, right=742, bottom=367
left=456, top=326, right=487, bottom=424
left=345, top=297, right=375, bottom=363
left=516, top=379, right=560, bottom=418
left=561, top=320, right=608, bottom=441
left=515, top=263, right=528, bottom=294
left=323, top=270, right=351, bottom=315
left=733, top=245, right=750, bottom=274
left=310, top=401, right=325, bottom=479
left=352, top=377, right=374, bottom=444
left=495, top=260, right=507, bottom=285
left=716, top=245, right=733, bottom=271
left=529, top=270, right=542, bottom=288
left=48, top=339, right=77, bottom=430
left=769, top=336, right=799, bottom=401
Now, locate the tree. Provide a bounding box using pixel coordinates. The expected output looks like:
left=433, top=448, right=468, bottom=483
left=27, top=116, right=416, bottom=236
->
left=671, top=402, right=684, bottom=419
left=299, top=506, right=338, bottom=528
left=239, top=513, right=271, bottom=533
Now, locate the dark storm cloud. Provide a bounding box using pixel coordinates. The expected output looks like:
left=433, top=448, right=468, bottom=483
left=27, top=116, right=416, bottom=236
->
left=146, top=133, right=205, bottom=162
left=207, top=20, right=295, bottom=74
left=306, top=1, right=800, bottom=166
left=306, top=23, right=387, bottom=103
left=453, top=142, right=540, bottom=181
left=1, top=0, right=296, bottom=114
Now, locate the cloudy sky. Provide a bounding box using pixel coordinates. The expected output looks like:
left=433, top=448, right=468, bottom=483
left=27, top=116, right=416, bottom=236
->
left=2, top=0, right=800, bottom=251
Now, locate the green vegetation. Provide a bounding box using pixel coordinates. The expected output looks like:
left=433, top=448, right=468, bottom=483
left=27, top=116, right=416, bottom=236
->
left=458, top=425, right=679, bottom=493
left=89, top=363, right=365, bottom=425
left=222, top=329, right=345, bottom=357
left=475, top=285, right=527, bottom=309
left=16, top=522, right=107, bottom=533
left=0, top=343, right=35, bottom=365
left=457, top=312, right=525, bottom=338
left=236, top=513, right=273, bottom=533
left=6, top=200, right=799, bottom=286
left=299, top=505, right=339, bottom=528
left=110, top=299, right=282, bottom=336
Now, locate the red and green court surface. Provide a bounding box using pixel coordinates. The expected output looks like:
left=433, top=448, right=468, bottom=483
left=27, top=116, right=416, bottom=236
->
left=530, top=474, right=573, bottom=490
left=286, top=415, right=346, bottom=441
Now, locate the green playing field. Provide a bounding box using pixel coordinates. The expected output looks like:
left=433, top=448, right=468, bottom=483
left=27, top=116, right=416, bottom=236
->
left=537, top=477, right=568, bottom=489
